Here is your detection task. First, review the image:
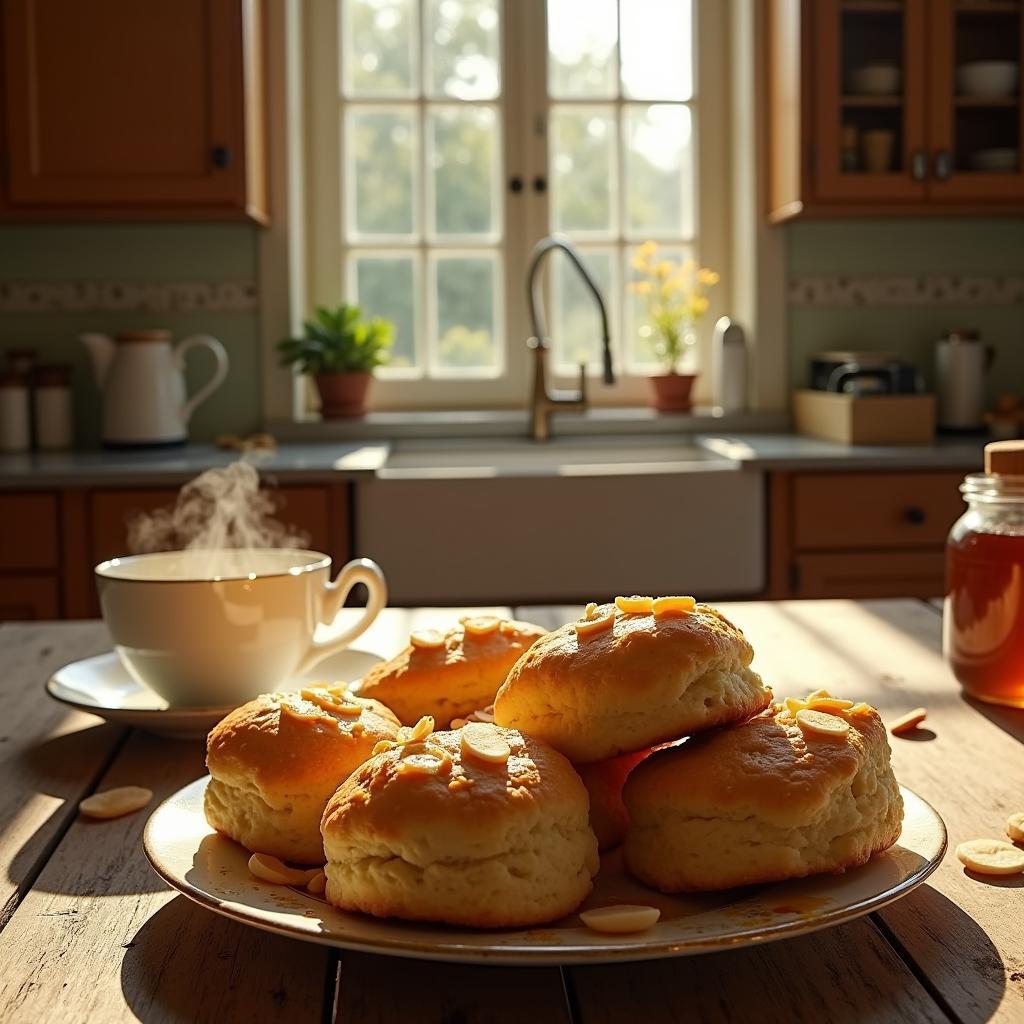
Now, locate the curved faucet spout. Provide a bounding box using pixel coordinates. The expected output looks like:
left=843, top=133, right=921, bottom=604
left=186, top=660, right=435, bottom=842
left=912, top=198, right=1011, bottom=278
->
left=526, top=235, right=615, bottom=385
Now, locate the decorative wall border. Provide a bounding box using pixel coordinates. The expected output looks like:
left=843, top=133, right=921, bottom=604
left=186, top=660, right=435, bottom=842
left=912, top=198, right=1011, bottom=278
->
left=0, top=279, right=258, bottom=313
left=788, top=275, right=1024, bottom=307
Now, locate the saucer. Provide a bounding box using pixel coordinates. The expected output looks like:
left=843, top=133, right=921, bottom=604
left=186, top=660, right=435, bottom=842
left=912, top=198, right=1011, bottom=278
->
left=46, top=648, right=385, bottom=740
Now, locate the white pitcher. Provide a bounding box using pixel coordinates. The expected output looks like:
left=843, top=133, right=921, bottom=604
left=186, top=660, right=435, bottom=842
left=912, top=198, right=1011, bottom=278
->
left=81, top=329, right=228, bottom=447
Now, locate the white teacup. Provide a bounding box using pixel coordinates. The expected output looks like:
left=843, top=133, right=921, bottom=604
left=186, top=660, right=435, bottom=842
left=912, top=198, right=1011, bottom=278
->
left=95, top=549, right=387, bottom=708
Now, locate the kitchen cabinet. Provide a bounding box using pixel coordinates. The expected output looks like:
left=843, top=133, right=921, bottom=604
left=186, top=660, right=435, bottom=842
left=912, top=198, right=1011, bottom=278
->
left=0, top=0, right=268, bottom=222
left=768, top=0, right=1024, bottom=219
left=767, top=470, right=965, bottom=598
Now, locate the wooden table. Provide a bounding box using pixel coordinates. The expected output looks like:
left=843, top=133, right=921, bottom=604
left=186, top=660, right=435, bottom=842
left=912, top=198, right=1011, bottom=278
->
left=1, top=601, right=1022, bottom=1024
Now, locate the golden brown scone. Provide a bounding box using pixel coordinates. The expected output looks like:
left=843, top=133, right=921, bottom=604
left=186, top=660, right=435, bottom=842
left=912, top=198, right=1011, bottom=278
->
left=205, top=687, right=401, bottom=864
left=357, top=616, right=548, bottom=727
left=321, top=722, right=599, bottom=927
left=493, top=602, right=771, bottom=762
left=623, top=695, right=904, bottom=892
left=576, top=749, right=653, bottom=851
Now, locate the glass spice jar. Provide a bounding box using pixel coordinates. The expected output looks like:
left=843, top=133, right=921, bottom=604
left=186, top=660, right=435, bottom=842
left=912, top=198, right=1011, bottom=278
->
left=944, top=441, right=1024, bottom=707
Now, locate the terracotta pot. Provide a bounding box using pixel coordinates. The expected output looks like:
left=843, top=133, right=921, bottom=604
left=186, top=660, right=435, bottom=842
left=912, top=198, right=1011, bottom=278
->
left=649, top=372, right=697, bottom=413
left=314, top=371, right=372, bottom=418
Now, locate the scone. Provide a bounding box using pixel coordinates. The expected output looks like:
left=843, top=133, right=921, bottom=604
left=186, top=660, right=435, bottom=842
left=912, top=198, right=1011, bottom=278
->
left=623, top=692, right=904, bottom=892
left=205, top=686, right=401, bottom=864
left=494, top=599, right=771, bottom=762
left=321, top=720, right=600, bottom=927
left=357, top=615, right=548, bottom=727
left=576, top=749, right=652, bottom=851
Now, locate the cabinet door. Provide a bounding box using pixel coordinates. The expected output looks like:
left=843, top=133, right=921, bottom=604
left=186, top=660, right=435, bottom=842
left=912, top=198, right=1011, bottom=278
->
left=0, top=576, right=59, bottom=620
left=927, top=0, right=1024, bottom=201
left=1, top=0, right=246, bottom=208
left=812, top=0, right=928, bottom=202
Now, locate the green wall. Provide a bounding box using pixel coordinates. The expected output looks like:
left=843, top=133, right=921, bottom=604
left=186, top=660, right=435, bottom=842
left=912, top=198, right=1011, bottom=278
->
left=0, top=224, right=263, bottom=446
left=786, top=219, right=1024, bottom=402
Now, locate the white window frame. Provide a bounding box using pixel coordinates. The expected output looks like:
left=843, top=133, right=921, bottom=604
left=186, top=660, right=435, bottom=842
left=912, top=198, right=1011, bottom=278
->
left=292, top=0, right=731, bottom=414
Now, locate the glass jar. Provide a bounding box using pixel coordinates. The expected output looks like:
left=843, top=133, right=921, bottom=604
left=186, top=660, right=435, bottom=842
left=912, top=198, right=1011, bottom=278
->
left=944, top=443, right=1024, bottom=708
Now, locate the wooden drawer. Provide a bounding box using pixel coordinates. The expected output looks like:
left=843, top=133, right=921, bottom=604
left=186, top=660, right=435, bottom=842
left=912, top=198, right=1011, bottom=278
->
left=794, top=551, right=946, bottom=599
left=0, top=494, right=59, bottom=570
left=0, top=575, right=59, bottom=619
left=793, top=472, right=964, bottom=551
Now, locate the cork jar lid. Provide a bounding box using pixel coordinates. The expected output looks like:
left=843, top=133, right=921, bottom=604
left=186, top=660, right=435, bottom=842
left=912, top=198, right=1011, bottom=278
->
left=985, top=441, right=1024, bottom=475
left=117, top=329, right=172, bottom=344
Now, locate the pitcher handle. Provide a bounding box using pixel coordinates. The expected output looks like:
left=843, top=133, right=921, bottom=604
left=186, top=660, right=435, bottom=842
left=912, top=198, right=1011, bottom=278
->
left=175, top=334, right=230, bottom=424
left=295, top=558, right=388, bottom=676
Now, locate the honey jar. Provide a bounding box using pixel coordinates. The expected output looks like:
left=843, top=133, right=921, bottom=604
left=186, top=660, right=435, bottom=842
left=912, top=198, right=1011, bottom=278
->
left=944, top=441, right=1024, bottom=707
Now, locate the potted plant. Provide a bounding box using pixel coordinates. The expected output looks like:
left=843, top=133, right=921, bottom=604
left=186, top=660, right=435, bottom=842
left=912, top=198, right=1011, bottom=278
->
left=628, top=242, right=719, bottom=413
left=277, top=304, right=393, bottom=418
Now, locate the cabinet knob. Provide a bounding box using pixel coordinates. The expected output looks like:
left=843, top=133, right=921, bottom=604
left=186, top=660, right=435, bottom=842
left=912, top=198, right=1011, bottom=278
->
left=532, top=175, right=547, bottom=194
left=904, top=506, right=927, bottom=525
left=933, top=150, right=953, bottom=182
left=508, top=175, right=524, bottom=193
left=911, top=150, right=928, bottom=182
left=211, top=145, right=233, bottom=169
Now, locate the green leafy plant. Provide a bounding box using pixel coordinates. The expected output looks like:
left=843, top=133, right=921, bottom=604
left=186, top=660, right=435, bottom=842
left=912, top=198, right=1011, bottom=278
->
left=277, top=304, right=393, bottom=375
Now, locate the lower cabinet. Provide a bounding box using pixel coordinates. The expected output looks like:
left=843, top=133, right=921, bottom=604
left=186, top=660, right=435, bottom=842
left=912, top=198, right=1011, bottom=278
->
left=0, top=576, right=60, bottom=619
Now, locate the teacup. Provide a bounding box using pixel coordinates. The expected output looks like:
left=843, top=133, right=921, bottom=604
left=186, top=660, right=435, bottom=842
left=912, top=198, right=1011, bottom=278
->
left=95, top=549, right=387, bottom=707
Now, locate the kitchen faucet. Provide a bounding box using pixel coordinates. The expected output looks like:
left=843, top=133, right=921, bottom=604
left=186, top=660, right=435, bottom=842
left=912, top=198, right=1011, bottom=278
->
left=525, top=236, right=615, bottom=442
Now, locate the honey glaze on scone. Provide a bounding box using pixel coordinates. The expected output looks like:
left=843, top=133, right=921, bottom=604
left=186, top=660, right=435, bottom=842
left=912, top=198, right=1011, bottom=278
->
left=205, top=687, right=401, bottom=864
left=357, top=617, right=548, bottom=727
left=494, top=600, right=771, bottom=763
left=623, top=692, right=904, bottom=893
left=320, top=720, right=600, bottom=928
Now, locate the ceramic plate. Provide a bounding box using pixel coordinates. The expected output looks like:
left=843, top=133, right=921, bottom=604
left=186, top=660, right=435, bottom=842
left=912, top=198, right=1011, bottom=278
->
left=144, top=777, right=945, bottom=964
left=46, top=648, right=384, bottom=740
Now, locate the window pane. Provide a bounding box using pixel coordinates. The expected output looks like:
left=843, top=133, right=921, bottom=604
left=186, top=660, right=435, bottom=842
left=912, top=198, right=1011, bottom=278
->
left=347, top=108, right=417, bottom=237
left=425, top=0, right=500, bottom=100
left=546, top=0, right=617, bottom=99
left=550, top=107, right=616, bottom=235
left=551, top=248, right=615, bottom=374
left=624, top=104, right=693, bottom=239
left=342, top=0, right=417, bottom=97
left=625, top=244, right=695, bottom=370
left=430, top=106, right=498, bottom=238
left=620, top=0, right=692, bottom=100
left=352, top=255, right=419, bottom=371
left=432, top=255, right=499, bottom=373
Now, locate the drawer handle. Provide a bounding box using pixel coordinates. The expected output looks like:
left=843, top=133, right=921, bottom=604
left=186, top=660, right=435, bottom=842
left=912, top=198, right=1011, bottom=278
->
left=904, top=506, right=927, bottom=525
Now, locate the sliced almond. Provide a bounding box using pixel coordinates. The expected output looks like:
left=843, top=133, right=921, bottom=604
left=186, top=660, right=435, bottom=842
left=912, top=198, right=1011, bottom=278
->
left=1006, top=813, right=1024, bottom=843
left=300, top=687, right=362, bottom=717
left=397, top=716, right=435, bottom=745
left=956, top=839, right=1024, bottom=876
left=889, top=707, right=928, bottom=736
left=615, top=595, right=654, bottom=615
left=807, top=697, right=855, bottom=712
left=248, top=853, right=318, bottom=886
left=461, top=722, right=511, bottom=765
left=847, top=701, right=874, bottom=716
left=575, top=608, right=615, bottom=639
left=79, top=786, right=153, bottom=820
left=795, top=708, right=850, bottom=738
left=805, top=688, right=831, bottom=702
left=396, top=744, right=453, bottom=776
left=469, top=706, right=495, bottom=724
left=580, top=905, right=661, bottom=934
left=783, top=697, right=807, bottom=717
left=652, top=596, right=696, bottom=617
left=461, top=615, right=501, bottom=637
left=306, top=870, right=327, bottom=895
left=584, top=602, right=600, bottom=620
left=450, top=717, right=468, bottom=730
left=410, top=628, right=445, bottom=650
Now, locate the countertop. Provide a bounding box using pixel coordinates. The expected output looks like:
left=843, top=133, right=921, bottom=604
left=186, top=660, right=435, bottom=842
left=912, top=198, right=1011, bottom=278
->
left=2, top=601, right=1021, bottom=1021
left=0, top=432, right=988, bottom=488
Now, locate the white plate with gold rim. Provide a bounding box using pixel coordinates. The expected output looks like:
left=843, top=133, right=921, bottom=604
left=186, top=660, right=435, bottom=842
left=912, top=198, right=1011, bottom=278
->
left=144, top=778, right=945, bottom=964
left=46, top=648, right=384, bottom=740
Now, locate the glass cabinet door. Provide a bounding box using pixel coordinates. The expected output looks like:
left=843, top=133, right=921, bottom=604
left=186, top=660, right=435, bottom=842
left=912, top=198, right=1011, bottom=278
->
left=813, top=0, right=928, bottom=201
left=928, top=0, right=1024, bottom=200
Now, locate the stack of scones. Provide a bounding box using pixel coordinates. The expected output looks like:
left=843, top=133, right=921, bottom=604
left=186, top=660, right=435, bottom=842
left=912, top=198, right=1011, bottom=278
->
left=204, top=600, right=904, bottom=928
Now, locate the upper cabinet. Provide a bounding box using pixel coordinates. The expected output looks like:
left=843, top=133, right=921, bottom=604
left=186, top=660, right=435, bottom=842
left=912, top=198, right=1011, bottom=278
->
left=769, top=0, right=1024, bottom=220
left=0, top=0, right=268, bottom=222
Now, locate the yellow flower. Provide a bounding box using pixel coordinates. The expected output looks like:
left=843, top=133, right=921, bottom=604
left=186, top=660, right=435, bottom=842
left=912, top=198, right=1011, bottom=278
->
left=697, top=268, right=720, bottom=286
left=628, top=280, right=653, bottom=295
left=655, top=260, right=675, bottom=280
left=630, top=254, right=650, bottom=271
left=637, top=240, right=658, bottom=259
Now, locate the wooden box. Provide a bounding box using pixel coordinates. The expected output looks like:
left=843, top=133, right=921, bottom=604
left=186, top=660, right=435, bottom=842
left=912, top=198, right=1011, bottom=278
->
left=793, top=390, right=936, bottom=445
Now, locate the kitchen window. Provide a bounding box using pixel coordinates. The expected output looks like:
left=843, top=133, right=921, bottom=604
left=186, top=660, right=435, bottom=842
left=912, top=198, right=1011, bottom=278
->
left=302, top=0, right=727, bottom=411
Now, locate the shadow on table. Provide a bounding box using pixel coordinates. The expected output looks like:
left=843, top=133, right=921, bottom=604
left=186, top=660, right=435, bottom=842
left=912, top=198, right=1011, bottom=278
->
left=964, top=695, right=1024, bottom=745
left=877, top=882, right=1008, bottom=1022
left=18, top=720, right=125, bottom=795
left=120, top=895, right=332, bottom=1021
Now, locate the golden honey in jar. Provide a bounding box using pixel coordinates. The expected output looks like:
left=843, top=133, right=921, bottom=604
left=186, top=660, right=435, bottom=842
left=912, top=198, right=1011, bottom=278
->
left=944, top=441, right=1024, bottom=707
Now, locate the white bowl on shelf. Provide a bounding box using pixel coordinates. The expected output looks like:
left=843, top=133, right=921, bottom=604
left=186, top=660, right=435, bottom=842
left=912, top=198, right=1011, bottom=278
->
left=847, top=63, right=901, bottom=96
left=968, top=147, right=1019, bottom=172
left=956, top=61, right=1019, bottom=98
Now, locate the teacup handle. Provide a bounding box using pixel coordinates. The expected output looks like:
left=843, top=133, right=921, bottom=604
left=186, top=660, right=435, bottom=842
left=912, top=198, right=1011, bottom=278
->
left=296, top=558, right=388, bottom=676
